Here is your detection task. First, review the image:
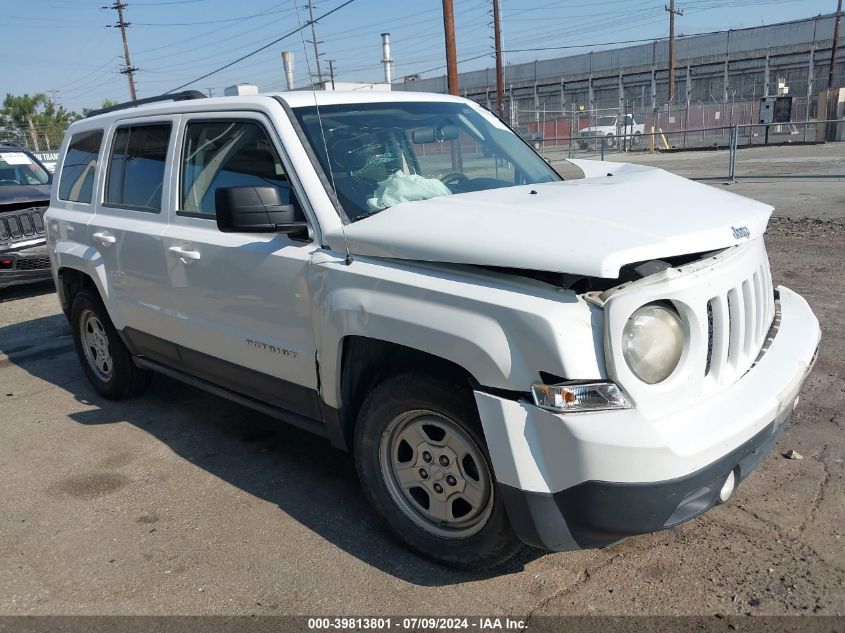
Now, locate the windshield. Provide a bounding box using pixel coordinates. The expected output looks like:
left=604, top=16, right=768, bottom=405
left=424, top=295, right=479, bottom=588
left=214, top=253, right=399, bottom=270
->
left=292, top=101, right=559, bottom=221
left=0, top=150, right=51, bottom=186
left=592, top=116, right=618, bottom=127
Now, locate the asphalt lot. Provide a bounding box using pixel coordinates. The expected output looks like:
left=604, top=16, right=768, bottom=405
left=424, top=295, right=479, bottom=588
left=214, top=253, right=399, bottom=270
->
left=551, top=142, right=845, bottom=220
left=1, top=190, right=843, bottom=617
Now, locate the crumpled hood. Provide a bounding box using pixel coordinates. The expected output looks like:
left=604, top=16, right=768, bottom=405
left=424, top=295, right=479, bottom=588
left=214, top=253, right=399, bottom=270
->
left=338, top=161, right=773, bottom=279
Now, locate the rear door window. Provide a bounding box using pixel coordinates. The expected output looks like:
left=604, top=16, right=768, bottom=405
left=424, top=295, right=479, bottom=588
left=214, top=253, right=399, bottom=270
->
left=58, top=130, right=103, bottom=203
left=105, top=124, right=171, bottom=212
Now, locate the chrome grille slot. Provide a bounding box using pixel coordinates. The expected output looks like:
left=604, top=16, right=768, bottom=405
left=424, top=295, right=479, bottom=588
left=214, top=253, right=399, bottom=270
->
left=702, top=259, right=775, bottom=383
left=753, top=270, right=764, bottom=342
left=20, top=213, right=34, bottom=236
left=705, top=300, right=714, bottom=376
left=741, top=279, right=755, bottom=357
left=7, top=216, right=22, bottom=239
left=727, top=288, right=742, bottom=366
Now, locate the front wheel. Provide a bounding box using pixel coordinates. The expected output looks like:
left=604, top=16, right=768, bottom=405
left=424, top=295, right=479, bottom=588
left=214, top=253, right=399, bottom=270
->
left=354, top=374, right=522, bottom=569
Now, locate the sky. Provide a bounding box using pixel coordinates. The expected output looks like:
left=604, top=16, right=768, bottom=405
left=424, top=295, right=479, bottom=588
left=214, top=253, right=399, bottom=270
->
left=2, top=0, right=835, bottom=114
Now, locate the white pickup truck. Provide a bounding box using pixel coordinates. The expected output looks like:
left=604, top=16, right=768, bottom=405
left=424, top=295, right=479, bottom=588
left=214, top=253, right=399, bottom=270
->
left=578, top=113, right=645, bottom=149
left=46, top=90, right=819, bottom=569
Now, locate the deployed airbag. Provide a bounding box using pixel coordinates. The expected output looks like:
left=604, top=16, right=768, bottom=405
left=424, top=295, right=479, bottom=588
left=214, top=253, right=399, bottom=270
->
left=366, top=171, right=452, bottom=211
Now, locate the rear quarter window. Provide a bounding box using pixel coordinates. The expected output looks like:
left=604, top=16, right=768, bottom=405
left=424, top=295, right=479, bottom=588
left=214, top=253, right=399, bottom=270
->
left=58, top=130, right=103, bottom=203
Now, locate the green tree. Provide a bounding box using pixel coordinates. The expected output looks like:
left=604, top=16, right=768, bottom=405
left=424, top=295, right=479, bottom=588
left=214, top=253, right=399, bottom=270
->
left=0, top=93, right=48, bottom=151
left=81, top=99, right=120, bottom=118
left=0, top=93, right=80, bottom=151
left=33, top=100, right=78, bottom=150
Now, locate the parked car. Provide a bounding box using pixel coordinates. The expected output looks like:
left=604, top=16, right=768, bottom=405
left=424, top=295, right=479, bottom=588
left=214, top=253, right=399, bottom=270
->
left=0, top=144, right=53, bottom=289
left=578, top=114, right=644, bottom=149
left=516, top=126, right=543, bottom=149
left=46, top=90, right=820, bottom=570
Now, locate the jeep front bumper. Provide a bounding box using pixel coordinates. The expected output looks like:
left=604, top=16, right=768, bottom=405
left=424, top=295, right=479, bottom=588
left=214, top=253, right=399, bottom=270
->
left=0, top=242, right=52, bottom=289
left=474, top=285, right=820, bottom=551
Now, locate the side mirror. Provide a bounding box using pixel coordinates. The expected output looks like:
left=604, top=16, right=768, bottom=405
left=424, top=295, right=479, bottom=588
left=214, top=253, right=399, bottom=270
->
left=215, top=185, right=309, bottom=235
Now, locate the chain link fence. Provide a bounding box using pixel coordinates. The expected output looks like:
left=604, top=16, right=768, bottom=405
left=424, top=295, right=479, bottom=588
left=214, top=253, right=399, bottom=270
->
left=0, top=125, right=67, bottom=154
left=510, top=95, right=845, bottom=180
left=513, top=96, right=828, bottom=154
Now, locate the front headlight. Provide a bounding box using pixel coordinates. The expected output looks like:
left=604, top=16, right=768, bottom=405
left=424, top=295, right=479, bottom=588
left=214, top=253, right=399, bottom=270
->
left=622, top=303, right=685, bottom=384
left=531, top=381, right=631, bottom=413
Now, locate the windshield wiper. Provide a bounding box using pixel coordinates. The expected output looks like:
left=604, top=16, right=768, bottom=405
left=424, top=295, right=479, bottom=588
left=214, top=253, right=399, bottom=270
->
left=354, top=208, right=385, bottom=221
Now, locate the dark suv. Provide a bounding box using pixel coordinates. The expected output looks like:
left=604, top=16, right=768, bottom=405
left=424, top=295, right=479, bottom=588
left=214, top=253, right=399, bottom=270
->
left=0, top=144, right=52, bottom=288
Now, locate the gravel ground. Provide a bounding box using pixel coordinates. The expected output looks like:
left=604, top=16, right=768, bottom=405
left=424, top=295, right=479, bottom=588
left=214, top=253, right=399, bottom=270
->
left=0, top=218, right=842, bottom=619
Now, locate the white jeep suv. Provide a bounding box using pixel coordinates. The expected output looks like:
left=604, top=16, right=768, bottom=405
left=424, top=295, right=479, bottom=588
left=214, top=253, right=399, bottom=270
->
left=45, top=90, right=820, bottom=569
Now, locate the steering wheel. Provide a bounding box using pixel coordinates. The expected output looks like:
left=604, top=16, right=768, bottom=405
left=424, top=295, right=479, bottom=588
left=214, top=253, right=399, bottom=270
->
left=440, top=172, right=469, bottom=189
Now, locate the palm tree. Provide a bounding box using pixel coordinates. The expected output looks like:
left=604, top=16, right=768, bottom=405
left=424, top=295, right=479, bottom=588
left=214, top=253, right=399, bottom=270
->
left=1, top=93, right=48, bottom=151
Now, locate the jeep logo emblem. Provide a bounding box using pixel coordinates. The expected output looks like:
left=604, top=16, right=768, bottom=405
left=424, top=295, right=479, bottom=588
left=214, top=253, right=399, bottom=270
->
left=731, top=225, right=750, bottom=239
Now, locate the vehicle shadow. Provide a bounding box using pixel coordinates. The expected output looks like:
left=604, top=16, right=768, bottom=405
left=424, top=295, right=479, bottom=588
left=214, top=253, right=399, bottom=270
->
left=0, top=279, right=55, bottom=304
left=0, top=312, right=542, bottom=586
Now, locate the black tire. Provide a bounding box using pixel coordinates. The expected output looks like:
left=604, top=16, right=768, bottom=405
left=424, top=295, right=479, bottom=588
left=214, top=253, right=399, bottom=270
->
left=633, top=131, right=642, bottom=146
left=605, top=133, right=615, bottom=148
left=70, top=289, right=151, bottom=399
left=354, top=374, right=522, bottom=570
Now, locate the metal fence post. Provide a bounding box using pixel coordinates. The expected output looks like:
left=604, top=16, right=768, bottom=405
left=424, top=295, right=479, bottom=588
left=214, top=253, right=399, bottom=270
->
left=728, top=124, right=738, bottom=182
left=600, top=135, right=605, bottom=160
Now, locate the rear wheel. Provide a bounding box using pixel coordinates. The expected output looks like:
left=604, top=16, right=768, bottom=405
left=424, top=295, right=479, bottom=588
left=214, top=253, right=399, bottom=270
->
left=71, top=289, right=151, bottom=399
left=354, top=374, right=522, bottom=569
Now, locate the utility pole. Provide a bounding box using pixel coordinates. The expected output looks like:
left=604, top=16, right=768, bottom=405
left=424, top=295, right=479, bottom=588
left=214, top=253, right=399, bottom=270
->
left=829, top=0, right=842, bottom=90
left=492, top=0, right=505, bottom=119
left=328, top=59, right=336, bottom=90
left=105, top=1, right=138, bottom=101
left=307, top=0, right=323, bottom=86
left=665, top=0, right=683, bottom=104
left=442, top=0, right=459, bottom=96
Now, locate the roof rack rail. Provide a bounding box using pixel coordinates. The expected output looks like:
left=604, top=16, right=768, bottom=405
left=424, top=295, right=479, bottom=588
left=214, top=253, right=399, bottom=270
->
left=85, top=90, right=207, bottom=118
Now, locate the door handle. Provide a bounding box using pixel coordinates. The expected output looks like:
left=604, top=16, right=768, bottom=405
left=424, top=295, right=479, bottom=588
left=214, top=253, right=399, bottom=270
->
left=168, top=245, right=201, bottom=264
left=92, top=230, right=116, bottom=246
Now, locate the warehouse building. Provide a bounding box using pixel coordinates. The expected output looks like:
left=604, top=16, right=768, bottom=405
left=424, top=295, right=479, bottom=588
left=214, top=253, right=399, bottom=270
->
left=396, top=14, right=843, bottom=127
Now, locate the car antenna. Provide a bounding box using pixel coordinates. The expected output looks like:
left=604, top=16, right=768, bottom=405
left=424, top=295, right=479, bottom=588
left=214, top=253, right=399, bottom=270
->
left=292, top=0, right=353, bottom=266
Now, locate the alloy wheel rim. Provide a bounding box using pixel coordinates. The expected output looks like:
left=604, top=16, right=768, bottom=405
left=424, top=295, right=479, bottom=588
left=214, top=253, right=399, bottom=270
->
left=379, top=409, right=494, bottom=538
left=79, top=309, right=113, bottom=382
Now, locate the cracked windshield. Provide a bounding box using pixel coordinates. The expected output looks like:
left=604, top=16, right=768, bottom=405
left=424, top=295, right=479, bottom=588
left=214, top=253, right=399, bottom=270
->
left=293, top=101, right=559, bottom=220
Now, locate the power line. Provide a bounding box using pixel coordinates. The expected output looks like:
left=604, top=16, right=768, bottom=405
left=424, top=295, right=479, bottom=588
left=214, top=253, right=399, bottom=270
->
left=133, top=6, right=295, bottom=26
left=164, top=0, right=357, bottom=93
